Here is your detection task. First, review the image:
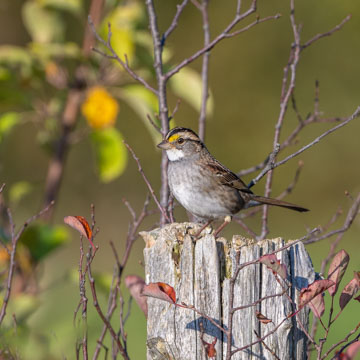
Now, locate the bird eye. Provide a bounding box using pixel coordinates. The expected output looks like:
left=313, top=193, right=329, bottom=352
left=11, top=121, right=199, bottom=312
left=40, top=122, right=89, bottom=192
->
left=177, top=137, right=184, bottom=144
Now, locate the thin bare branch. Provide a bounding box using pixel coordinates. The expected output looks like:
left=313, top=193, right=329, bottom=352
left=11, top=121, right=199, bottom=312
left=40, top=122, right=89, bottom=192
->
left=247, top=143, right=280, bottom=188
left=260, top=0, right=301, bottom=239
left=0, top=201, right=54, bottom=324
left=302, top=15, right=351, bottom=50
left=254, top=330, right=281, bottom=360
left=146, top=114, right=162, bottom=134
left=88, top=17, right=158, bottom=95
left=145, top=0, right=171, bottom=226
left=162, top=0, right=190, bottom=44
left=305, top=192, right=360, bottom=245
left=165, top=0, right=259, bottom=79
left=196, top=0, right=211, bottom=141
left=224, top=14, right=281, bottom=38
left=321, top=321, right=360, bottom=360
left=124, top=141, right=170, bottom=222
left=276, top=106, right=360, bottom=169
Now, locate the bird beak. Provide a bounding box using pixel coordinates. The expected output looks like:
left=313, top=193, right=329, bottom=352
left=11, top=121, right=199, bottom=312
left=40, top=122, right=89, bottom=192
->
left=157, top=140, right=172, bottom=150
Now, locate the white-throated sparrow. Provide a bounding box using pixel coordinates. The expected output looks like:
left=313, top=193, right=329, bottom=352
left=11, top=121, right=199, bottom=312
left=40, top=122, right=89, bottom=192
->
left=157, top=127, right=308, bottom=222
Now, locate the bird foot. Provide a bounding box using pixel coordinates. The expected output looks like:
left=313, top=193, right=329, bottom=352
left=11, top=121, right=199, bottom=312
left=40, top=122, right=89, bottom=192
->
left=193, top=220, right=213, bottom=239
left=213, top=216, right=232, bottom=238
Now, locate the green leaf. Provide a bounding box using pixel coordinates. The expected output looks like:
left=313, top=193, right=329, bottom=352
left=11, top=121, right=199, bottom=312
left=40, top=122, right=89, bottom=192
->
left=169, top=67, right=214, bottom=116
left=20, top=223, right=70, bottom=262
left=30, top=42, right=81, bottom=61
left=9, top=181, right=33, bottom=206
left=0, top=112, right=20, bottom=142
left=91, top=128, right=128, bottom=183
left=93, top=272, right=113, bottom=294
left=7, top=294, right=40, bottom=324
left=40, top=0, right=83, bottom=15
left=120, top=85, right=161, bottom=144
left=22, top=1, right=64, bottom=43
left=0, top=46, right=33, bottom=77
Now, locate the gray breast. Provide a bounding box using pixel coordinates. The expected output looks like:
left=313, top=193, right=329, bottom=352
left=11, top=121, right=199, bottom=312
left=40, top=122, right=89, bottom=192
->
left=168, top=159, right=244, bottom=220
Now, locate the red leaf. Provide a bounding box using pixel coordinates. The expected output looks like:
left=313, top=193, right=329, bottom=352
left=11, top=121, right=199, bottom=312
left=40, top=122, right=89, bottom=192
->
left=255, top=311, right=272, bottom=324
left=205, top=338, right=217, bottom=358
left=346, top=341, right=360, bottom=359
left=339, top=275, right=360, bottom=310
left=327, top=250, right=350, bottom=296
left=308, top=292, right=325, bottom=318
left=299, top=279, right=334, bottom=309
left=64, top=215, right=96, bottom=250
left=259, top=254, right=287, bottom=280
left=125, top=275, right=148, bottom=318
left=142, top=282, right=176, bottom=304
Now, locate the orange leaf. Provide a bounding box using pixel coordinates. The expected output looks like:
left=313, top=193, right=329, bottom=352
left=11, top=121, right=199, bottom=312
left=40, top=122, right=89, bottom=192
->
left=205, top=338, right=217, bottom=358
left=64, top=215, right=95, bottom=250
left=255, top=311, right=272, bottom=324
left=142, top=282, right=176, bottom=304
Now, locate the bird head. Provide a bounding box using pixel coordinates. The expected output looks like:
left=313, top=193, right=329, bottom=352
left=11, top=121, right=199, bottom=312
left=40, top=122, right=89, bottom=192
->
left=157, top=127, right=203, bottom=161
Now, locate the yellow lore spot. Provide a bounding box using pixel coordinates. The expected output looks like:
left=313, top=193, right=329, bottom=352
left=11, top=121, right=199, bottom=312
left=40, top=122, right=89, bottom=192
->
left=168, top=134, right=180, bottom=143
left=81, top=86, right=119, bottom=129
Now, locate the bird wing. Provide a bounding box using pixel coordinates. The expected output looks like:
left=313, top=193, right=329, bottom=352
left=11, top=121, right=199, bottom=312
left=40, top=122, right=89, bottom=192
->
left=208, top=160, right=253, bottom=194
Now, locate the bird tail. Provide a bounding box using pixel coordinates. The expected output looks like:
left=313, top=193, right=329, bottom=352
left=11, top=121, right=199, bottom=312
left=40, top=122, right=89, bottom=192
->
left=248, top=195, right=309, bottom=212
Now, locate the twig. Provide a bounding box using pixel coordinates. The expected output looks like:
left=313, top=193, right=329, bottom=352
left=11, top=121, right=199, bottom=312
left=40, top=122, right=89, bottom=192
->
left=196, top=0, right=211, bottom=141
left=260, top=0, right=301, bottom=239
left=88, top=17, right=158, bottom=95
left=92, top=195, right=150, bottom=359
left=302, top=15, right=351, bottom=50
left=166, top=1, right=280, bottom=79
left=162, top=0, right=190, bottom=45
left=224, top=14, right=282, bottom=38
left=330, top=332, right=360, bottom=360
left=88, top=260, right=129, bottom=359
left=124, top=141, right=170, bottom=222
left=254, top=329, right=280, bottom=360
left=275, top=106, right=360, bottom=170
left=232, top=216, right=257, bottom=238
left=305, top=192, right=360, bottom=245
left=247, top=143, right=280, bottom=188
left=0, top=201, right=54, bottom=324
left=79, top=238, right=89, bottom=360
left=321, top=321, right=360, bottom=360
left=146, top=114, right=162, bottom=134
left=275, top=160, right=304, bottom=200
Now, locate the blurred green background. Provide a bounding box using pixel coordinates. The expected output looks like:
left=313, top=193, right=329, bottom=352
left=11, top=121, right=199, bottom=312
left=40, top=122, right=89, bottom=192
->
left=0, top=0, right=359, bottom=359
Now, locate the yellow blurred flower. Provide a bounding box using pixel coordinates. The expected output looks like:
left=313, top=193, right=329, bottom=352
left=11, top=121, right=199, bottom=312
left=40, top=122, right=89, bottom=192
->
left=81, top=86, right=119, bottom=129
left=0, top=247, right=10, bottom=263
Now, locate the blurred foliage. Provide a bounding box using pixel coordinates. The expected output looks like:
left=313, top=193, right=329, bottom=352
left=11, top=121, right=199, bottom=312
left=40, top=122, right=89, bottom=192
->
left=0, top=0, right=210, bottom=358
left=20, top=223, right=69, bottom=262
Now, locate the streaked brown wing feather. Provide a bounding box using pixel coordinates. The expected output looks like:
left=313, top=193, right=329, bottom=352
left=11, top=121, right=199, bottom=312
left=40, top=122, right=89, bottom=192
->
left=207, top=159, right=253, bottom=194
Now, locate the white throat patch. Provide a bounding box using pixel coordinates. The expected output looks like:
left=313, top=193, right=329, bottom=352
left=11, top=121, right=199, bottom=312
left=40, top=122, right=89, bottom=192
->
left=166, top=148, right=184, bottom=161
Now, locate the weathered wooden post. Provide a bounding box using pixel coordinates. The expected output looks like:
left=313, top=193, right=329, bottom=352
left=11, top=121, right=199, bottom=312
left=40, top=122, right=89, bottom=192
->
left=141, top=223, right=315, bottom=360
